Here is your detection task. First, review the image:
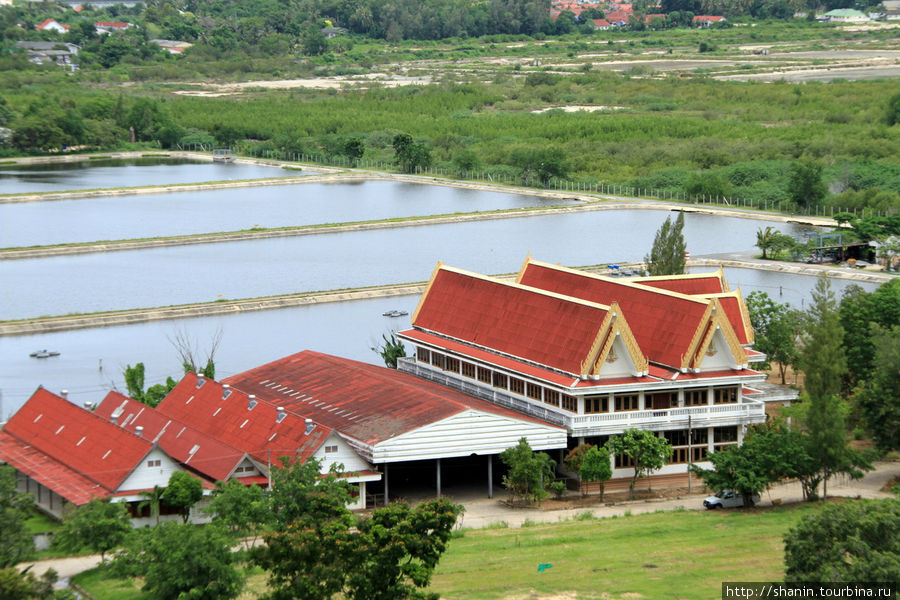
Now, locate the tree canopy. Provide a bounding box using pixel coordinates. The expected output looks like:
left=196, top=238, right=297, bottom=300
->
left=52, top=499, right=132, bottom=560
left=500, top=437, right=556, bottom=506
left=0, top=465, right=34, bottom=568
left=606, top=429, right=672, bottom=500
left=784, top=498, right=900, bottom=585
left=644, top=212, right=686, bottom=276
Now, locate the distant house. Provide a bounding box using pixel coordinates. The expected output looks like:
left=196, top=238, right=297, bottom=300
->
left=643, top=13, right=666, bottom=25
left=605, top=10, right=631, bottom=25
left=94, top=21, right=131, bottom=34
left=150, top=39, right=192, bottom=54
left=15, top=41, right=79, bottom=65
left=35, top=18, right=69, bottom=33
left=321, top=26, right=347, bottom=39
left=693, top=15, right=726, bottom=26
left=593, top=18, right=612, bottom=29
left=823, top=8, right=869, bottom=22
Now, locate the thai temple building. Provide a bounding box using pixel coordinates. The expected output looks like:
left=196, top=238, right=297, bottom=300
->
left=397, top=258, right=796, bottom=487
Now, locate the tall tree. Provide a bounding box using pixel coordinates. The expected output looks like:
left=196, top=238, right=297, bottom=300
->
left=855, top=325, right=900, bottom=453
left=746, top=291, right=800, bottom=383
left=788, top=161, right=827, bottom=210
left=797, top=276, right=871, bottom=498
left=499, top=437, right=556, bottom=506
left=644, top=212, right=686, bottom=276
left=0, top=465, right=34, bottom=568
left=579, top=445, right=612, bottom=500
left=162, top=471, right=204, bottom=523
left=799, top=276, right=846, bottom=401
left=605, top=429, right=672, bottom=500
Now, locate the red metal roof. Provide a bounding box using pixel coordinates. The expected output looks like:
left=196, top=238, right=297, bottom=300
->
left=224, top=350, right=563, bottom=447
left=2, top=388, right=152, bottom=492
left=518, top=260, right=711, bottom=369
left=0, top=431, right=110, bottom=506
left=412, top=265, right=610, bottom=375
left=156, top=374, right=330, bottom=466
left=706, top=293, right=751, bottom=345
left=93, top=392, right=248, bottom=483
left=629, top=271, right=727, bottom=295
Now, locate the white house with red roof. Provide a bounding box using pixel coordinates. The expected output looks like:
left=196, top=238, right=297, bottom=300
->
left=36, top=18, right=69, bottom=33
left=0, top=388, right=197, bottom=522
left=396, top=259, right=795, bottom=490
left=693, top=15, right=726, bottom=26
left=94, top=21, right=131, bottom=34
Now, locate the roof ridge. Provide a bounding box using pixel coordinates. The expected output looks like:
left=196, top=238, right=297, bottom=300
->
left=524, top=258, right=710, bottom=305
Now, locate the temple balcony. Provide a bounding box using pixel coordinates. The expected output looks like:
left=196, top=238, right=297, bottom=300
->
left=398, top=357, right=766, bottom=436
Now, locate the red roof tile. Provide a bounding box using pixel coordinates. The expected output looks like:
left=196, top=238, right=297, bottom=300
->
left=93, top=392, right=247, bottom=482
left=2, top=388, right=152, bottom=492
left=518, top=260, right=711, bottom=369
left=224, top=351, right=563, bottom=447
left=705, top=293, right=752, bottom=345
left=412, top=265, right=611, bottom=375
left=156, top=374, right=330, bottom=466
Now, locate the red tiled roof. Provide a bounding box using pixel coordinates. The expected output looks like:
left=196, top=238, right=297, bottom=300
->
left=224, top=351, right=563, bottom=447
left=156, top=374, right=330, bottom=466
left=518, top=260, right=710, bottom=369
left=411, top=265, right=611, bottom=375
left=94, top=21, right=129, bottom=27
left=94, top=391, right=248, bottom=482
left=2, top=388, right=152, bottom=492
left=605, top=10, right=630, bottom=22
left=693, top=15, right=725, bottom=21
left=593, top=18, right=611, bottom=26
left=0, top=431, right=110, bottom=505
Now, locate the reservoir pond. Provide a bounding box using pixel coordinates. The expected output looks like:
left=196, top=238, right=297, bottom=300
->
left=0, top=157, right=293, bottom=195
left=0, top=210, right=805, bottom=319
left=1, top=181, right=567, bottom=247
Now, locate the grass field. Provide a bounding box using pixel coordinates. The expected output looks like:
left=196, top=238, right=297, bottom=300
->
left=427, top=504, right=824, bottom=600
left=73, top=502, right=826, bottom=600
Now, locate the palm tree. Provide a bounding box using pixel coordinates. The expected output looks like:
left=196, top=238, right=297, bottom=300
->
left=138, top=485, right=165, bottom=525
left=756, top=226, right=776, bottom=259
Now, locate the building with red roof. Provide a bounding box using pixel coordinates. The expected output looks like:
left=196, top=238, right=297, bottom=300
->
left=35, top=19, right=69, bottom=33
left=693, top=15, right=726, bottom=26
left=0, top=388, right=192, bottom=520
left=225, top=350, right=566, bottom=500
left=398, top=258, right=795, bottom=489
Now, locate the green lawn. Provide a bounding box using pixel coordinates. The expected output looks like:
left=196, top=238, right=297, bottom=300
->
left=428, top=504, right=823, bottom=600
left=74, top=503, right=826, bottom=600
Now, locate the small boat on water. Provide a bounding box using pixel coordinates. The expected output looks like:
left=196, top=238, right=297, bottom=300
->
left=30, top=349, right=60, bottom=358
left=382, top=310, right=409, bottom=318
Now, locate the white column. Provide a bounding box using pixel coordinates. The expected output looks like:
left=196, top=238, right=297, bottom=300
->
left=436, top=458, right=442, bottom=497
left=487, top=456, right=493, bottom=499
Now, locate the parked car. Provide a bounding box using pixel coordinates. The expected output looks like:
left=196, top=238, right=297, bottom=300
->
left=703, top=489, right=759, bottom=509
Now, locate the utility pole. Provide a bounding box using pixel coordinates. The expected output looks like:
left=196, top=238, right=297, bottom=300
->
left=687, top=414, right=693, bottom=494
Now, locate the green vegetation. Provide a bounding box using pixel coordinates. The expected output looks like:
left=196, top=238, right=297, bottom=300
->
left=429, top=503, right=825, bottom=600
left=607, top=429, right=673, bottom=499
left=784, top=498, right=900, bottom=585
left=644, top=211, right=686, bottom=275
left=500, top=438, right=556, bottom=506
left=52, top=500, right=132, bottom=561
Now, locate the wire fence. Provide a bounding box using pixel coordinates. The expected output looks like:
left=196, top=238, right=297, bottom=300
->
left=175, top=144, right=898, bottom=221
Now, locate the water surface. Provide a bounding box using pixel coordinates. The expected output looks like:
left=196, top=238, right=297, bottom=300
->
left=0, top=158, right=292, bottom=195
left=0, top=210, right=806, bottom=319
left=0, top=181, right=567, bottom=247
